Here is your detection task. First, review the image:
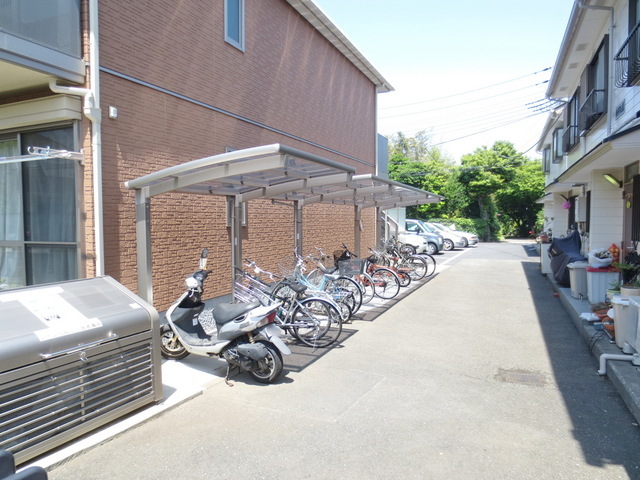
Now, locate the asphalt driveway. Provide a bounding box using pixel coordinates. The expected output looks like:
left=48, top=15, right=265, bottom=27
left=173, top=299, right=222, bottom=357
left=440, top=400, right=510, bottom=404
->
left=47, top=241, right=640, bottom=480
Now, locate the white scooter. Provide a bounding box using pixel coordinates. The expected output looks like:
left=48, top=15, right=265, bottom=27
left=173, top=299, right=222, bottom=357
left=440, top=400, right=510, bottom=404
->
left=160, top=249, right=290, bottom=384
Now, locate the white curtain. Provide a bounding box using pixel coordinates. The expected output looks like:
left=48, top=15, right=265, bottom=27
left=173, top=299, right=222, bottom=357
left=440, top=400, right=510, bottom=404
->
left=0, top=137, right=26, bottom=288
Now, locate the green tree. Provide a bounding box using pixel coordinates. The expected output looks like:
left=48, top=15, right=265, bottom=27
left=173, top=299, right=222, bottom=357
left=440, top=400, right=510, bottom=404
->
left=458, top=141, right=525, bottom=240
left=387, top=131, right=457, bottom=217
left=495, top=159, right=544, bottom=237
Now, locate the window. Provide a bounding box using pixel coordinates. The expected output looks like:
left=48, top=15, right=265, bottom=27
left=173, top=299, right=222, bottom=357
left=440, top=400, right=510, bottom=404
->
left=542, top=146, right=551, bottom=173
left=552, top=128, right=564, bottom=163
left=0, top=126, right=78, bottom=290
left=580, top=37, right=608, bottom=133
left=563, top=92, right=579, bottom=152
left=224, top=0, right=245, bottom=51
left=633, top=175, right=640, bottom=242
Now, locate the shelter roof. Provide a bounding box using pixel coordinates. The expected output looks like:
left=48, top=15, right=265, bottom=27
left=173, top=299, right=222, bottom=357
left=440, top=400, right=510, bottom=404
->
left=124, top=144, right=442, bottom=209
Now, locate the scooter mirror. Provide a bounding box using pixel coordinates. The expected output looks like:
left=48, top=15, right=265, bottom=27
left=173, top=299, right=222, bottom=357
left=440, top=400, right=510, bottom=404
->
left=199, top=248, right=209, bottom=269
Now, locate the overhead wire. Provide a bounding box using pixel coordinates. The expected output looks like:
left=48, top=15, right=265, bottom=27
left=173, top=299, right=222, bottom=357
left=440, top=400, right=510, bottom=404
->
left=379, top=80, right=550, bottom=119
left=379, top=67, right=552, bottom=110
left=378, top=67, right=558, bottom=150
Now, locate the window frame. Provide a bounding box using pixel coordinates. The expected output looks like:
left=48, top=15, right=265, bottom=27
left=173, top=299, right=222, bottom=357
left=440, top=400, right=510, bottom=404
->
left=224, top=0, right=245, bottom=51
left=563, top=92, right=580, bottom=153
left=580, top=37, right=608, bottom=133
left=0, top=123, right=81, bottom=289
left=552, top=127, right=564, bottom=163
left=542, top=146, right=551, bottom=173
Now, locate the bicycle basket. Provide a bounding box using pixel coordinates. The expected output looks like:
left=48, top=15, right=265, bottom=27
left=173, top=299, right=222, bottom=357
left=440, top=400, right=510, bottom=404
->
left=333, top=249, right=352, bottom=267
left=338, top=259, right=365, bottom=275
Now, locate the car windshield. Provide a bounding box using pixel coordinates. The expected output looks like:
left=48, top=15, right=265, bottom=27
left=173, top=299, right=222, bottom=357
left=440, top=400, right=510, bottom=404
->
left=417, top=221, right=437, bottom=233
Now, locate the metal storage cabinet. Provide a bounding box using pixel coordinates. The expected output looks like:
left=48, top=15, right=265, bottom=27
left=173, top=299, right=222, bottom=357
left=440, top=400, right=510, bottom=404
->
left=0, top=277, right=162, bottom=465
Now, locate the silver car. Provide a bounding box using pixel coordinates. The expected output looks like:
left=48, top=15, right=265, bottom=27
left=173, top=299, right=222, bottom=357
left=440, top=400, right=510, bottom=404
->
left=424, top=222, right=466, bottom=251
left=438, top=223, right=479, bottom=247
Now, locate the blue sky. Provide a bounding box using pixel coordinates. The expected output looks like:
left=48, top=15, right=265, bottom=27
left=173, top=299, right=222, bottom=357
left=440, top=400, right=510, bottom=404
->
left=314, top=0, right=576, bottom=161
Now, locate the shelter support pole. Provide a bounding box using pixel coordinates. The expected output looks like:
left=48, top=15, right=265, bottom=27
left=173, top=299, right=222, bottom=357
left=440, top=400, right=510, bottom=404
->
left=135, top=188, right=153, bottom=304
left=354, top=205, right=362, bottom=257
left=228, top=196, right=243, bottom=302
left=294, top=200, right=303, bottom=255
left=377, top=207, right=385, bottom=246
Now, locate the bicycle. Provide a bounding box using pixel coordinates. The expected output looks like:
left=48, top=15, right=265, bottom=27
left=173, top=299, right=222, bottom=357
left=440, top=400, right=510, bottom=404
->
left=333, top=244, right=402, bottom=300
left=315, top=245, right=376, bottom=304
left=275, top=251, right=361, bottom=321
left=236, top=260, right=343, bottom=348
left=384, top=237, right=435, bottom=279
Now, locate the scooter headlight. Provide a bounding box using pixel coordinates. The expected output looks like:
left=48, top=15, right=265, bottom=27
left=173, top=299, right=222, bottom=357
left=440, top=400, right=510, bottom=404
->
left=185, top=276, right=199, bottom=289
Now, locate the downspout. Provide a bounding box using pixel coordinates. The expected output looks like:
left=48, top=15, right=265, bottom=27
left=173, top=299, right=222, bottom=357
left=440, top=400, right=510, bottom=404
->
left=577, top=1, right=614, bottom=137
left=49, top=0, right=104, bottom=277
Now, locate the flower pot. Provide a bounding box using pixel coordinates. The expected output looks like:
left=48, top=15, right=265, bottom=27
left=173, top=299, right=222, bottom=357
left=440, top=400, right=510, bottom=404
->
left=620, top=286, right=640, bottom=298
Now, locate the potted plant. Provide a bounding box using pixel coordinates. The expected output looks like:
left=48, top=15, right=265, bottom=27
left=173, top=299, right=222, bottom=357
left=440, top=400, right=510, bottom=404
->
left=621, top=277, right=640, bottom=297
left=607, top=280, right=621, bottom=301
left=613, top=258, right=640, bottom=297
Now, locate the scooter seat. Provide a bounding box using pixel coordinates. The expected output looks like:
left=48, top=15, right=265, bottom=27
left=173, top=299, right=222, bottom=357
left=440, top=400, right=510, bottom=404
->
left=214, top=301, right=261, bottom=324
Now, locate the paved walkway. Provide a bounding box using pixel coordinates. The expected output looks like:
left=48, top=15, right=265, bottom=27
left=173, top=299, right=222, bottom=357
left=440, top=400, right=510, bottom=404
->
left=33, top=242, right=640, bottom=479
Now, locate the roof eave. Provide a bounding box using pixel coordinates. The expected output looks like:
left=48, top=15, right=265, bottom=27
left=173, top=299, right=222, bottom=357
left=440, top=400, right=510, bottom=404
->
left=285, top=0, right=394, bottom=93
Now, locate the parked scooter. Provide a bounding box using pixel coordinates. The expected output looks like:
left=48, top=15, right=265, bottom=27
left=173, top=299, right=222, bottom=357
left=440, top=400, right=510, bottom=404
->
left=160, top=248, right=290, bottom=384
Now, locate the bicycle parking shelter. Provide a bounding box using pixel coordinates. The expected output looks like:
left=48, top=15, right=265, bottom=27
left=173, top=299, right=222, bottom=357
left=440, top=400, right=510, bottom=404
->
left=124, top=143, right=443, bottom=304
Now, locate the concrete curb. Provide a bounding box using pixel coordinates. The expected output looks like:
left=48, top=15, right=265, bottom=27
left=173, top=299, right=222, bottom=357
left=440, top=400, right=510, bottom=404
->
left=551, top=277, right=640, bottom=425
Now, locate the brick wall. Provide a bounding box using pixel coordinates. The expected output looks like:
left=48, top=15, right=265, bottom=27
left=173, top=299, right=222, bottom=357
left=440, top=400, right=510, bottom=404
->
left=97, top=0, right=381, bottom=309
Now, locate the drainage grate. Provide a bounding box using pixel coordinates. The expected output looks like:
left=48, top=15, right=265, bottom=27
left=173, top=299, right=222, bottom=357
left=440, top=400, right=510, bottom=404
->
left=496, top=368, right=547, bottom=387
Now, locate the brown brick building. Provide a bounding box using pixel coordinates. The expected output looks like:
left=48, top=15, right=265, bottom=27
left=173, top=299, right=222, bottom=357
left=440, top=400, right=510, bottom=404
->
left=0, top=0, right=394, bottom=309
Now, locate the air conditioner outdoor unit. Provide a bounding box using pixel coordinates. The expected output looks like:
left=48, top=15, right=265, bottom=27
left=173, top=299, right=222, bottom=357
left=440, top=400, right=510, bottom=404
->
left=575, top=196, right=587, bottom=222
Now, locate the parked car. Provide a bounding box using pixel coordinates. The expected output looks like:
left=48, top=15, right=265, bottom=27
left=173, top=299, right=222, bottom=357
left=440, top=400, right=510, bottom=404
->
left=403, top=219, right=444, bottom=254
left=398, top=220, right=444, bottom=255
left=433, top=222, right=478, bottom=247
left=415, top=220, right=465, bottom=251
left=397, top=229, right=441, bottom=255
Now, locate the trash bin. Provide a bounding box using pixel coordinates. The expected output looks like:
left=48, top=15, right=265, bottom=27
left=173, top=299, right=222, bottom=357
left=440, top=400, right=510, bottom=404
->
left=611, top=295, right=631, bottom=349
left=567, top=261, right=588, bottom=299
left=0, top=276, right=162, bottom=465
left=587, top=266, right=619, bottom=304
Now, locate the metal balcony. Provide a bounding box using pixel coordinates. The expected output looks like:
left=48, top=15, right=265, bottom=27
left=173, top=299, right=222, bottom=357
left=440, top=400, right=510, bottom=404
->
left=615, top=21, right=640, bottom=87
left=579, top=89, right=605, bottom=133
left=0, top=0, right=84, bottom=95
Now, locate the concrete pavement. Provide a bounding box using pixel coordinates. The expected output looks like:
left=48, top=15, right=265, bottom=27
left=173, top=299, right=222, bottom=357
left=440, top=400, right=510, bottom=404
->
left=30, top=242, right=640, bottom=478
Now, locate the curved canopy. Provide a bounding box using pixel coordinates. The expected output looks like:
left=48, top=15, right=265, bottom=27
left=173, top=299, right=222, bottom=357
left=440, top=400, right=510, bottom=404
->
left=124, top=144, right=442, bottom=303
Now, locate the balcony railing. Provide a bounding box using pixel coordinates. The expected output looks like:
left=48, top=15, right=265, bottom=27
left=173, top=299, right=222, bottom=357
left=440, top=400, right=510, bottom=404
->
left=0, top=0, right=81, bottom=58
left=579, top=89, right=605, bottom=133
left=615, top=21, right=640, bottom=87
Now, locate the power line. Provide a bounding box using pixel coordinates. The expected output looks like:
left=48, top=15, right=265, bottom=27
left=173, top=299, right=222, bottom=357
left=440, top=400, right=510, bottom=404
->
left=379, top=80, right=549, bottom=119
left=379, top=67, right=552, bottom=111
left=430, top=110, right=547, bottom=147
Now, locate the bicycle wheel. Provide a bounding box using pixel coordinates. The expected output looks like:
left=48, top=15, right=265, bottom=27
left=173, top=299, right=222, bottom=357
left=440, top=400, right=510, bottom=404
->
left=271, top=281, right=297, bottom=306
left=397, top=269, right=411, bottom=287
left=290, top=298, right=342, bottom=348
left=421, top=254, right=437, bottom=277
left=331, top=276, right=363, bottom=314
left=353, top=273, right=375, bottom=304
left=404, top=255, right=428, bottom=280
left=371, top=268, right=401, bottom=299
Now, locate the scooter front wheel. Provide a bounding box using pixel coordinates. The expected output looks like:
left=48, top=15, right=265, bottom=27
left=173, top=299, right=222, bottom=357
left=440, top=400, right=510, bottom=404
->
left=249, top=341, right=283, bottom=384
left=160, top=325, right=190, bottom=360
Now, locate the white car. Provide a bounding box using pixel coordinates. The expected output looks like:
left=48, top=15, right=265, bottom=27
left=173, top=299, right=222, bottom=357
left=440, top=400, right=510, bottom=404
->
left=424, top=222, right=466, bottom=251
left=396, top=231, right=431, bottom=254
left=435, top=223, right=479, bottom=247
